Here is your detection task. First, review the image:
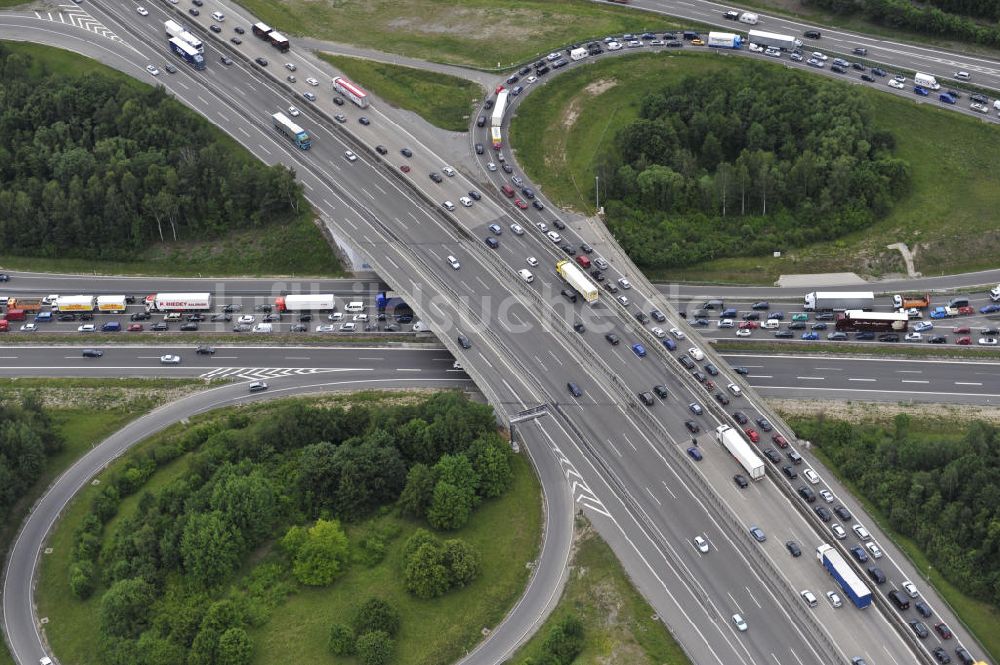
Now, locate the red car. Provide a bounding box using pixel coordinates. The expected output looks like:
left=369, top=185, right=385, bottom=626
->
left=772, top=433, right=789, bottom=448
left=953, top=326, right=970, bottom=334
left=934, top=623, right=952, bottom=640
left=400, top=165, right=411, bottom=173
left=744, top=427, right=760, bottom=443
left=738, top=320, right=759, bottom=329
left=128, top=323, right=144, bottom=332
left=514, top=198, right=528, bottom=210
left=958, top=306, right=974, bottom=316
left=955, top=336, right=971, bottom=345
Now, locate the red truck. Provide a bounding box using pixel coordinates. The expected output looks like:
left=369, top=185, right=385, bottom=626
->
left=2, top=308, right=26, bottom=321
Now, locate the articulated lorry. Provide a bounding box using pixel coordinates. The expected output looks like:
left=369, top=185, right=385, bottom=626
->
left=803, top=291, right=875, bottom=311
left=747, top=29, right=800, bottom=50
left=168, top=37, right=206, bottom=71
left=144, top=293, right=211, bottom=312
left=491, top=90, right=509, bottom=129
left=835, top=310, right=907, bottom=332
left=274, top=294, right=335, bottom=312
left=707, top=32, right=742, bottom=49
left=816, top=544, right=872, bottom=609
left=556, top=260, right=598, bottom=304
left=272, top=112, right=311, bottom=149
left=715, top=425, right=765, bottom=480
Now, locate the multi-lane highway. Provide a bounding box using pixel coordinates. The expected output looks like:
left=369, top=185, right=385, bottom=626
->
left=1, top=0, right=997, bottom=663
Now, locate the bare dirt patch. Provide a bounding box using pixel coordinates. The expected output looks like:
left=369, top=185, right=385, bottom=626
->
left=771, top=398, right=1000, bottom=426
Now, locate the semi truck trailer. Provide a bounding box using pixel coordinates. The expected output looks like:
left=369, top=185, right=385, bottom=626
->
left=714, top=425, right=765, bottom=479
left=556, top=260, right=598, bottom=304
left=816, top=544, right=872, bottom=609
left=274, top=294, right=336, bottom=312
left=834, top=310, right=907, bottom=332
left=144, top=293, right=211, bottom=312
left=803, top=291, right=875, bottom=311
left=747, top=29, right=800, bottom=50
left=707, top=32, right=742, bottom=48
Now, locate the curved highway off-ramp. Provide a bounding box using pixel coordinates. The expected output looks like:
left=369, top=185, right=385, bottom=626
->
left=2, top=375, right=574, bottom=665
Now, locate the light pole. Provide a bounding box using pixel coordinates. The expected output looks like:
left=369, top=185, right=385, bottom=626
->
left=595, top=175, right=599, bottom=213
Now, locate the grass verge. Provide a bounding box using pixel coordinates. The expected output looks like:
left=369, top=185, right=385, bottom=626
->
left=237, top=0, right=680, bottom=69
left=792, top=420, right=1000, bottom=663
left=512, top=50, right=1000, bottom=283
left=319, top=55, right=483, bottom=132
left=36, top=393, right=542, bottom=665
left=509, top=515, right=691, bottom=665
left=712, top=339, right=1000, bottom=359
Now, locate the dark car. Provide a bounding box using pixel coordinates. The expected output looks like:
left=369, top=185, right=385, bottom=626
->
left=429, top=172, right=443, bottom=183
left=567, top=382, right=583, bottom=397
left=650, top=309, right=666, bottom=322
left=605, top=333, right=620, bottom=345
left=861, top=74, right=876, bottom=82
left=888, top=589, right=910, bottom=610
left=798, top=486, right=816, bottom=502
left=687, top=447, right=703, bottom=461
left=653, top=385, right=669, bottom=398
left=811, top=322, right=828, bottom=330
left=58, top=313, right=77, bottom=321
left=786, top=540, right=802, bottom=556
left=188, top=7, right=199, bottom=15
left=787, top=449, right=803, bottom=464
left=401, top=148, right=413, bottom=158
left=764, top=448, right=782, bottom=464
left=752, top=301, right=770, bottom=310
left=573, top=322, right=585, bottom=333
left=210, top=24, right=222, bottom=33
left=834, top=505, right=852, bottom=520
left=831, top=65, right=846, bottom=74
left=468, top=190, right=482, bottom=201
left=684, top=420, right=700, bottom=433
left=635, top=311, right=649, bottom=324
left=788, top=322, right=806, bottom=330
left=755, top=417, right=772, bottom=432
left=151, top=322, right=168, bottom=331
left=909, top=620, right=929, bottom=639
left=743, top=312, right=760, bottom=321
left=855, top=331, right=875, bottom=340
left=715, top=393, right=730, bottom=406
left=867, top=565, right=887, bottom=584
left=80, top=312, right=94, bottom=320
left=872, top=67, right=887, bottom=76
left=934, top=623, right=952, bottom=640
left=255, top=57, right=268, bottom=66
left=955, top=647, right=974, bottom=665
left=475, top=143, right=484, bottom=154
left=733, top=474, right=749, bottom=489
left=638, top=391, right=655, bottom=406
left=234, top=26, right=245, bottom=33
left=774, top=330, right=794, bottom=338
left=678, top=355, right=695, bottom=369
left=814, top=506, right=832, bottom=522
left=484, top=237, right=499, bottom=249
left=457, top=334, right=471, bottom=349
left=782, top=465, right=798, bottom=479
left=81, top=349, right=103, bottom=358
left=850, top=545, right=869, bottom=562
left=704, top=363, right=719, bottom=376
left=211, top=313, right=231, bottom=322
left=532, top=200, right=545, bottom=211
left=561, top=289, right=577, bottom=303
left=804, top=29, right=821, bottom=38
left=879, top=333, right=900, bottom=342
left=180, top=322, right=199, bottom=331
left=732, top=411, right=749, bottom=425
left=915, top=600, right=933, bottom=617
left=195, top=345, right=215, bottom=355
left=931, top=647, right=951, bottom=664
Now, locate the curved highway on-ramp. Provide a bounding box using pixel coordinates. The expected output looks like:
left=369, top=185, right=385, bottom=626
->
left=1, top=366, right=573, bottom=665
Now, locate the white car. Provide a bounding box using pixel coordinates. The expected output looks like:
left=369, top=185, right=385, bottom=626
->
left=146, top=64, right=160, bottom=76
left=830, top=523, right=847, bottom=539
left=510, top=223, right=525, bottom=235
left=77, top=324, right=96, bottom=332
left=287, top=106, right=301, bottom=117
left=535, top=222, right=549, bottom=233
left=315, top=324, right=336, bottom=332
left=238, top=315, right=254, bottom=324
left=801, top=589, right=818, bottom=607
left=669, top=327, right=686, bottom=340
left=340, top=322, right=357, bottom=332
left=727, top=383, right=742, bottom=396
left=160, top=354, right=181, bottom=364
left=826, top=591, right=843, bottom=608
left=285, top=62, right=296, bottom=71
left=526, top=75, right=537, bottom=84
left=442, top=200, right=455, bottom=211
left=617, top=295, right=630, bottom=307
left=487, top=162, right=497, bottom=172
left=617, top=277, right=632, bottom=289
left=811, top=51, right=827, bottom=60
left=732, top=613, right=747, bottom=632
left=136, top=5, right=148, bottom=15
left=979, top=337, right=998, bottom=345
left=447, top=255, right=461, bottom=270
left=955, top=70, right=971, bottom=80
left=764, top=47, right=781, bottom=58
left=526, top=256, right=539, bottom=267
left=353, top=313, right=368, bottom=321
left=305, top=77, right=319, bottom=86
left=820, top=489, right=834, bottom=503
left=718, top=319, right=734, bottom=328
left=747, top=43, right=764, bottom=53
left=442, top=166, right=455, bottom=177
left=518, top=269, right=534, bottom=283
left=904, top=332, right=922, bottom=341
left=459, top=196, right=473, bottom=207
left=694, top=536, right=709, bottom=553
left=865, top=541, right=883, bottom=558
left=852, top=523, right=871, bottom=540
left=20, top=324, right=37, bottom=332
left=547, top=231, right=562, bottom=243
left=345, top=150, right=358, bottom=162
left=688, top=347, right=704, bottom=360
left=736, top=328, right=751, bottom=337
left=889, top=79, right=905, bottom=89
left=328, top=312, right=343, bottom=322
left=901, top=580, right=918, bottom=598
left=607, top=41, right=622, bottom=51
left=651, top=327, right=665, bottom=338
left=803, top=468, right=820, bottom=484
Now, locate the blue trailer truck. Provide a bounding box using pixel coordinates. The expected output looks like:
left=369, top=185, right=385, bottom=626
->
left=168, top=37, right=206, bottom=70
left=816, top=544, right=872, bottom=609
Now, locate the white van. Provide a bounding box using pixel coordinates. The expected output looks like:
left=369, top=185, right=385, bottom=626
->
left=762, top=319, right=780, bottom=329
left=345, top=301, right=365, bottom=313
left=738, top=12, right=759, bottom=24
left=252, top=323, right=272, bottom=333
left=211, top=10, right=224, bottom=21
left=412, top=321, right=429, bottom=332
left=914, top=72, right=940, bottom=90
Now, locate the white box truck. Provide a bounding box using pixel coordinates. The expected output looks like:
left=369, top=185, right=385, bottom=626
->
left=570, top=47, right=589, bottom=61
left=803, top=291, right=875, bottom=311
left=738, top=12, right=759, bottom=24
left=715, top=425, right=765, bottom=480
left=747, top=29, right=800, bottom=50
left=914, top=73, right=940, bottom=90
left=555, top=260, right=598, bottom=304
left=96, top=295, right=127, bottom=313
left=708, top=32, right=742, bottom=49
left=145, top=293, right=211, bottom=312
left=274, top=294, right=336, bottom=312
left=55, top=295, right=95, bottom=312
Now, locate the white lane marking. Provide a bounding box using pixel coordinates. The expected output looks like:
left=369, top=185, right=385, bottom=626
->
left=358, top=357, right=383, bottom=360
left=848, top=378, right=877, bottom=382
left=751, top=375, right=773, bottom=379
left=396, top=368, right=421, bottom=372
left=621, top=432, right=637, bottom=452
left=955, top=381, right=983, bottom=386
left=745, top=586, right=762, bottom=609
left=813, top=367, right=842, bottom=371
left=606, top=438, right=622, bottom=457
left=901, top=379, right=929, bottom=384
left=533, top=355, right=548, bottom=373
left=796, top=376, right=825, bottom=380
left=284, top=356, right=311, bottom=360
left=661, top=480, right=677, bottom=500
left=897, top=370, right=923, bottom=374
left=645, top=487, right=662, bottom=506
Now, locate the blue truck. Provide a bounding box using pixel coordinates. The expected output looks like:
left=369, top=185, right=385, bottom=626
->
left=168, top=37, right=206, bottom=70
left=817, top=544, right=872, bottom=609
left=376, top=292, right=414, bottom=322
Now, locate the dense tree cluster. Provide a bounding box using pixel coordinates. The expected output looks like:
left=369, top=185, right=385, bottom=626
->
left=601, top=65, right=910, bottom=270
left=329, top=597, right=401, bottom=664
left=65, top=393, right=507, bottom=664
left=520, top=615, right=585, bottom=665
left=804, top=0, right=1000, bottom=48
left=402, top=529, right=481, bottom=599
left=0, top=45, right=301, bottom=260
left=0, top=393, right=63, bottom=525
left=797, top=415, right=1000, bottom=606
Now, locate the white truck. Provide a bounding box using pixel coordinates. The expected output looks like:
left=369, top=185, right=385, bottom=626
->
left=738, top=12, right=759, bottom=24
left=715, top=425, right=765, bottom=480
left=555, top=260, right=598, bottom=304
left=804, top=291, right=875, bottom=311
left=914, top=72, right=940, bottom=90
left=747, top=29, right=800, bottom=51
left=274, top=294, right=336, bottom=312
left=708, top=32, right=742, bottom=49
left=96, top=295, right=128, bottom=313
left=990, top=284, right=1000, bottom=302
left=569, top=47, right=589, bottom=61
left=144, top=292, right=211, bottom=312
left=491, top=90, right=509, bottom=128
left=54, top=295, right=95, bottom=312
